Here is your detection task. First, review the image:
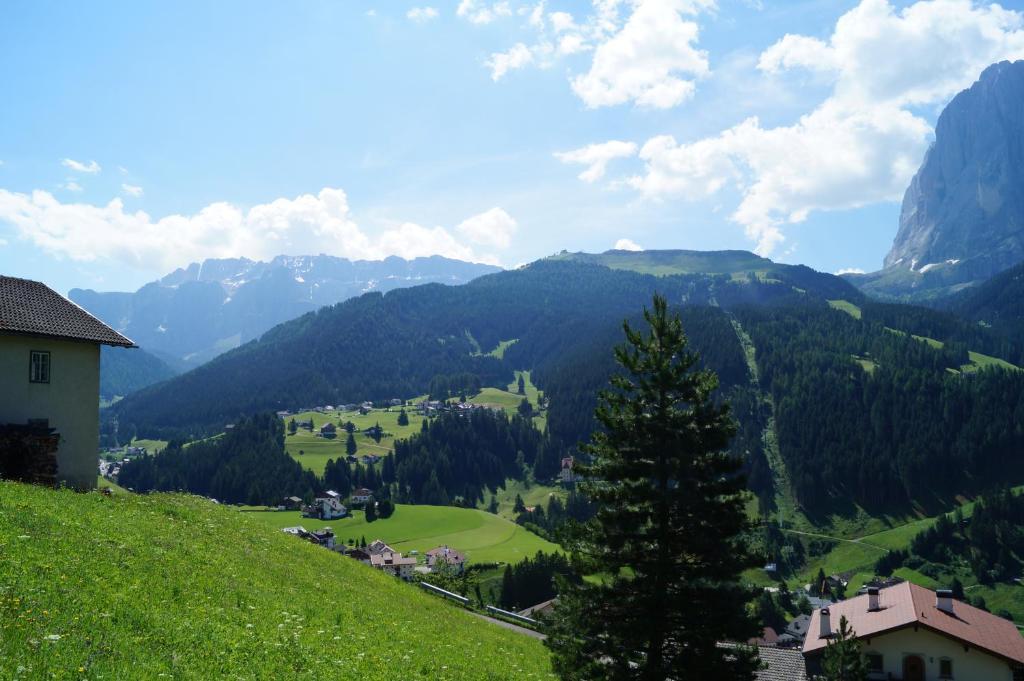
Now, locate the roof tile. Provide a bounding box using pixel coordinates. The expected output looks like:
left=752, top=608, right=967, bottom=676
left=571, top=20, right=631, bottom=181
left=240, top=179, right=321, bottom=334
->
left=0, top=275, right=133, bottom=347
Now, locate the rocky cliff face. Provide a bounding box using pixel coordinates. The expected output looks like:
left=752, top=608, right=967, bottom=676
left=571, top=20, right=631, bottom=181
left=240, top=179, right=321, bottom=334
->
left=884, top=60, right=1024, bottom=281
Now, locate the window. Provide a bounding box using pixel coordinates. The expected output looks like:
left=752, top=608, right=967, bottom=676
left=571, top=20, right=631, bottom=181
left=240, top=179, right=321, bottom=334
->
left=29, top=351, right=50, bottom=383
left=865, top=653, right=883, bottom=673
left=939, top=658, right=953, bottom=679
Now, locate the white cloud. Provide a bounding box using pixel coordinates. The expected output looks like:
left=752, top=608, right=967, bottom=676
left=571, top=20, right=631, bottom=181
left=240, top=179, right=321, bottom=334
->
left=407, top=7, right=439, bottom=22
left=571, top=0, right=714, bottom=109
left=487, top=43, right=534, bottom=80
left=835, top=267, right=865, bottom=275
left=0, top=237, right=7, bottom=247
left=61, top=158, right=101, bottom=174
left=60, top=180, right=84, bottom=193
left=457, top=0, right=512, bottom=24
left=0, top=187, right=505, bottom=272
left=593, top=0, right=1024, bottom=255
left=122, top=184, right=144, bottom=197
left=554, top=140, right=638, bottom=183
left=456, top=207, right=518, bottom=249
left=614, top=238, right=643, bottom=251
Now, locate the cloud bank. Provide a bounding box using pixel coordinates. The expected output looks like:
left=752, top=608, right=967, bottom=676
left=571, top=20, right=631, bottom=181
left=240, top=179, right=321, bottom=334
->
left=0, top=187, right=513, bottom=272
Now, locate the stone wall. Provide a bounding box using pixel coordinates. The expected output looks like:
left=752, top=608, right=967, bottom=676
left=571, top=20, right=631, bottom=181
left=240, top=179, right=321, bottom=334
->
left=0, top=424, right=60, bottom=486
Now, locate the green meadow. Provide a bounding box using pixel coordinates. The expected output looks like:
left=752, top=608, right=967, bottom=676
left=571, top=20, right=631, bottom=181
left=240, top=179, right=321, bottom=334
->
left=284, top=407, right=422, bottom=475
left=0, top=482, right=553, bottom=679
left=247, top=503, right=561, bottom=565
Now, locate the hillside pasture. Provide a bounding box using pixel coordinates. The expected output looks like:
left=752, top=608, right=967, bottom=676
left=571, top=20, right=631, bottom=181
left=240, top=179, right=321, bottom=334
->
left=284, top=407, right=423, bottom=475
left=0, top=482, right=554, bottom=679
left=247, top=503, right=561, bottom=565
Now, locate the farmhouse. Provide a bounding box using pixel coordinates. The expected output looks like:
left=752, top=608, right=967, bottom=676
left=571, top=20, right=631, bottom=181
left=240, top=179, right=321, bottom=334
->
left=369, top=551, right=417, bottom=580
left=0, top=275, right=134, bottom=489
left=426, top=545, right=465, bottom=574
left=305, top=496, right=347, bottom=520
left=319, top=422, right=337, bottom=438
left=367, top=539, right=395, bottom=555
left=351, top=488, right=373, bottom=504
left=803, top=583, right=1024, bottom=680
left=559, top=456, right=577, bottom=485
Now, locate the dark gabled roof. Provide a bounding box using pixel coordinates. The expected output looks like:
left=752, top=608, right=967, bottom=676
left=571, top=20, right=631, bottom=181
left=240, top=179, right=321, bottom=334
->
left=755, top=646, right=808, bottom=681
left=0, top=275, right=133, bottom=347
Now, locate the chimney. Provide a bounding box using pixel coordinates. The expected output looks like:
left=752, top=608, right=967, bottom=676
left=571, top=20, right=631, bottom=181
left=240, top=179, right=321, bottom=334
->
left=937, top=589, right=954, bottom=614
left=867, top=586, right=880, bottom=611
left=819, top=608, right=831, bottom=639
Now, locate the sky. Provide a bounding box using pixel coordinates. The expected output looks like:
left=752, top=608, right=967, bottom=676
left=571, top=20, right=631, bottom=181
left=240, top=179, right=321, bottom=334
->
left=2, top=0, right=1024, bottom=294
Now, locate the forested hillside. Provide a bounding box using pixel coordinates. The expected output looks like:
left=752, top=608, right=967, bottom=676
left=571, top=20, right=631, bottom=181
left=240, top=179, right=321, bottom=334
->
left=109, top=253, right=1024, bottom=516
left=112, top=257, right=860, bottom=439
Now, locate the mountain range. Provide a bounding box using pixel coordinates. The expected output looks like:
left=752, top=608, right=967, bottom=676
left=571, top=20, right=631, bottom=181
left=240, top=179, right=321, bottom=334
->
left=72, top=254, right=500, bottom=376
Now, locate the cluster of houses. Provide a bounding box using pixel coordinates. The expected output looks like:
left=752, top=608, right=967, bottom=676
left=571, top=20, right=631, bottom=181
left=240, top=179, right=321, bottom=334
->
left=277, top=399, right=405, bottom=421
left=278, top=487, right=378, bottom=520
left=281, top=528, right=466, bottom=583
left=750, top=579, right=1024, bottom=681
left=416, top=400, right=494, bottom=418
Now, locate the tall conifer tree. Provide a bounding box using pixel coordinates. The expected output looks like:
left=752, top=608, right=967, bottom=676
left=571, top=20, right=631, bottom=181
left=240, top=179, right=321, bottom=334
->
left=545, top=295, right=759, bottom=680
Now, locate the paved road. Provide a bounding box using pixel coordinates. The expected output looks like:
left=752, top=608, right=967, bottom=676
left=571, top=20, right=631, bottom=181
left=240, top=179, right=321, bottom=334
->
left=471, top=612, right=546, bottom=640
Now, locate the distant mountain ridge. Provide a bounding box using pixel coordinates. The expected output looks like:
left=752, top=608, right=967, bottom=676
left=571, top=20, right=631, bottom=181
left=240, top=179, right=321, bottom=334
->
left=851, top=60, right=1024, bottom=300
left=71, top=254, right=500, bottom=369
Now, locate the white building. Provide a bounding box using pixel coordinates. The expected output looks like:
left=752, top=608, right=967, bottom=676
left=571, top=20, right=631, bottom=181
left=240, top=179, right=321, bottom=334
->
left=306, top=497, right=347, bottom=520
left=0, top=275, right=134, bottom=489
left=803, top=582, right=1024, bottom=681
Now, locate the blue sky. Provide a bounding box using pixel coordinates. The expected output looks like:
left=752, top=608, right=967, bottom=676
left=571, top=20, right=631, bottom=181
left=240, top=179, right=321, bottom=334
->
left=2, top=0, right=1023, bottom=294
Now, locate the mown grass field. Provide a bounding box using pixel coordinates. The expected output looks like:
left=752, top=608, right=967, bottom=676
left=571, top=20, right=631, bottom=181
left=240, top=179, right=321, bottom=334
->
left=284, top=407, right=422, bottom=475
left=247, top=503, right=561, bottom=565
left=284, top=373, right=547, bottom=474
left=479, top=479, right=564, bottom=521
left=827, top=299, right=862, bottom=319
left=0, top=482, right=554, bottom=679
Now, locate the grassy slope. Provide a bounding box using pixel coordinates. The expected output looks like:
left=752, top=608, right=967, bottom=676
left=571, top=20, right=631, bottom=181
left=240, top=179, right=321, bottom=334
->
left=247, top=504, right=560, bottom=565
left=284, top=408, right=422, bottom=476
left=0, top=482, right=552, bottom=680
left=479, top=479, right=565, bottom=521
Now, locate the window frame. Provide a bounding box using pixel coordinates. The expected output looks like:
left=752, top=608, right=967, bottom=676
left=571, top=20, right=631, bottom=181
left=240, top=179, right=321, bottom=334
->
left=29, top=350, right=51, bottom=384
left=939, top=657, right=953, bottom=679
left=864, top=652, right=884, bottom=673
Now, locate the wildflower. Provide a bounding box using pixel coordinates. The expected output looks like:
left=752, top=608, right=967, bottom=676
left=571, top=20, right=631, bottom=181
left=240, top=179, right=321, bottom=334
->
left=44, top=634, right=61, bottom=642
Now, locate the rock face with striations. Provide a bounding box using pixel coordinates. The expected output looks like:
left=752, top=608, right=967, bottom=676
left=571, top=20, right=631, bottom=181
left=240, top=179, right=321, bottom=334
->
left=884, top=60, right=1024, bottom=282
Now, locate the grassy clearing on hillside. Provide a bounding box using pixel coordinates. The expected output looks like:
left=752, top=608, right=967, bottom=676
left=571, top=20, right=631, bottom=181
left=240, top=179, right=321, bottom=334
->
left=963, top=350, right=1021, bottom=373
left=487, top=339, right=518, bottom=359
left=284, top=408, right=423, bottom=475
left=247, top=504, right=560, bottom=565
left=96, top=476, right=129, bottom=493
left=0, top=482, right=553, bottom=679
left=827, top=299, right=862, bottom=319
left=479, top=479, right=565, bottom=521
left=130, top=438, right=168, bottom=454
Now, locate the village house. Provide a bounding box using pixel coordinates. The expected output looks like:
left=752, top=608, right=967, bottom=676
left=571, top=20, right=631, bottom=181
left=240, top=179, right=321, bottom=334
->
left=351, top=488, right=373, bottom=504
left=304, top=496, right=347, bottom=520
left=0, top=275, right=134, bottom=489
left=369, top=551, right=417, bottom=580
left=319, top=422, right=337, bottom=438
left=559, top=456, right=578, bottom=485
left=426, top=545, right=466, bottom=574
left=281, top=496, right=303, bottom=510
left=803, top=583, right=1024, bottom=680
left=366, top=539, right=395, bottom=555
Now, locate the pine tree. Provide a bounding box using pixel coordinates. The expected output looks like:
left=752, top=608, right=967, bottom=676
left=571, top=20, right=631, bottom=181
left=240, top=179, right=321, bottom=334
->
left=365, top=498, right=378, bottom=522
left=513, top=493, right=526, bottom=514
left=518, top=374, right=526, bottom=395
left=397, top=408, right=409, bottom=426
left=545, top=294, right=759, bottom=680
left=346, top=432, right=357, bottom=456
left=288, top=418, right=298, bottom=435
left=822, top=615, right=867, bottom=681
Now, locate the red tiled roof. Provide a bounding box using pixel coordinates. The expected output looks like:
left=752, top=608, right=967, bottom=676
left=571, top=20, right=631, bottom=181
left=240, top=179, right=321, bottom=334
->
left=803, top=582, right=1024, bottom=665
left=0, top=275, right=134, bottom=347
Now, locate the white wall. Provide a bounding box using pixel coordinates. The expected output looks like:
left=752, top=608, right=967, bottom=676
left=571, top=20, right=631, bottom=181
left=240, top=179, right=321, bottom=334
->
left=0, top=334, right=99, bottom=489
left=862, top=625, right=1014, bottom=681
